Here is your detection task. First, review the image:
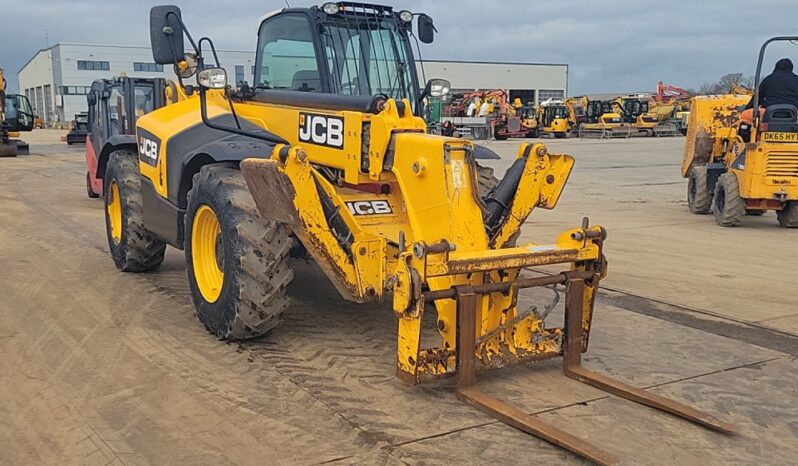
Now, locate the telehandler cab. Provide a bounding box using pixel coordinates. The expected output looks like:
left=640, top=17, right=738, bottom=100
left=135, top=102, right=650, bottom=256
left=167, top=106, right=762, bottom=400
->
left=84, top=75, right=188, bottom=198
left=104, top=3, right=735, bottom=463
left=683, top=36, right=798, bottom=227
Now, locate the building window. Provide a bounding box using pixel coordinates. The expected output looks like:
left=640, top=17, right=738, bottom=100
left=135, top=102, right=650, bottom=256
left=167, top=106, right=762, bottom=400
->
left=77, top=60, right=110, bottom=71
left=538, top=89, right=565, bottom=104
left=509, top=90, right=536, bottom=107
left=133, top=62, right=164, bottom=72
left=235, top=65, right=245, bottom=86
left=61, top=86, right=91, bottom=95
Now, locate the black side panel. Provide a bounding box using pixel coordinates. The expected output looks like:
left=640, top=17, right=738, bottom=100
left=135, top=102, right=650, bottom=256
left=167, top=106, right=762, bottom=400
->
left=103, top=135, right=137, bottom=153
left=165, top=114, right=276, bottom=205
left=141, top=175, right=182, bottom=248
left=251, top=90, right=379, bottom=113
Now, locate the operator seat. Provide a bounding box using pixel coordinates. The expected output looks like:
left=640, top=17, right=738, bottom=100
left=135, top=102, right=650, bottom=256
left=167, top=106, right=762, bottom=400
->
left=762, top=104, right=798, bottom=133
left=292, top=70, right=320, bottom=92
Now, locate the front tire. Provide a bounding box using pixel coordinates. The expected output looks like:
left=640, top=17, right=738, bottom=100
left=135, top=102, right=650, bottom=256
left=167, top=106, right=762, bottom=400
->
left=104, top=150, right=166, bottom=271
left=712, top=172, right=745, bottom=227
left=185, top=164, right=294, bottom=340
left=475, top=162, right=499, bottom=197
left=687, top=166, right=711, bottom=214
left=777, top=201, right=798, bottom=228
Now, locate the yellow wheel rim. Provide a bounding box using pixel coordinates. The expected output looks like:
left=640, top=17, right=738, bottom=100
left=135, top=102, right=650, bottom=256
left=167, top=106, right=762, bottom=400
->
left=192, top=205, right=224, bottom=303
left=107, top=181, right=122, bottom=245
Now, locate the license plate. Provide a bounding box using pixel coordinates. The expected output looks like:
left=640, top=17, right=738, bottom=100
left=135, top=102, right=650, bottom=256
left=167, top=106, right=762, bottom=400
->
left=762, top=132, right=798, bottom=142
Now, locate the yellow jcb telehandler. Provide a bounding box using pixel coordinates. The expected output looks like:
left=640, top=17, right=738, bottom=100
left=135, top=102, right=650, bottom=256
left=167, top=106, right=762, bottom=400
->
left=104, top=4, right=735, bottom=463
left=682, top=36, right=798, bottom=227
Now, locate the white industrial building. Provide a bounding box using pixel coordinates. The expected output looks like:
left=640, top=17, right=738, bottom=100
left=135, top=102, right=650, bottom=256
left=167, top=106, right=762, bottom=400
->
left=18, top=43, right=256, bottom=126
left=420, top=60, right=568, bottom=106
left=18, top=43, right=568, bottom=126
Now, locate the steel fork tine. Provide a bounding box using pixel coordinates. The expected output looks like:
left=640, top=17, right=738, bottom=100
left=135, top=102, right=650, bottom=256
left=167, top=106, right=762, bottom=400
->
left=563, top=278, right=736, bottom=434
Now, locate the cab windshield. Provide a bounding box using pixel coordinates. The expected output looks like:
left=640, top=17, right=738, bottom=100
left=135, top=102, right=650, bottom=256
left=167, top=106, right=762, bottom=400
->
left=255, top=9, right=418, bottom=108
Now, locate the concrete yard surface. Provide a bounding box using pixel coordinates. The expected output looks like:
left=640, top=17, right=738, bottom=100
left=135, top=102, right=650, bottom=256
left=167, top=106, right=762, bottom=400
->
left=1, top=130, right=797, bottom=465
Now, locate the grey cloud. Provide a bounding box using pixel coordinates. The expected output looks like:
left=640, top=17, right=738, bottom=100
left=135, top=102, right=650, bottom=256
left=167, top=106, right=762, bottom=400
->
left=3, top=0, right=797, bottom=94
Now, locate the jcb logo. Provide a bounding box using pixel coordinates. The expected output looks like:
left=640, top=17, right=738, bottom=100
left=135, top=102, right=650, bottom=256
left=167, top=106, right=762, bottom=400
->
left=138, top=132, right=160, bottom=167
left=345, top=200, right=393, bottom=216
left=299, top=112, right=344, bottom=149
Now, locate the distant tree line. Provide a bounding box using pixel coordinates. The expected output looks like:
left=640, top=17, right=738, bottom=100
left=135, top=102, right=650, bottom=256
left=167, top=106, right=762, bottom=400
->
left=692, top=73, right=755, bottom=95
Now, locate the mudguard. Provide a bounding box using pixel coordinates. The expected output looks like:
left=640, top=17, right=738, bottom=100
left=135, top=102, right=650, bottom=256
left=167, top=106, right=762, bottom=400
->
left=97, top=135, right=137, bottom=178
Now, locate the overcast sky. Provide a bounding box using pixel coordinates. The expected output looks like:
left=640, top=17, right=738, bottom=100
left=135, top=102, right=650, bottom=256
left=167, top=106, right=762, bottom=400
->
left=4, top=0, right=798, bottom=94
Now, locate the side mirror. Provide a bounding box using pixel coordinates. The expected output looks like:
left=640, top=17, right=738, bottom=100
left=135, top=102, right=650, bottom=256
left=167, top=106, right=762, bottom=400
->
left=427, top=78, right=451, bottom=98
left=87, top=93, right=97, bottom=106
left=197, top=68, right=228, bottom=89
left=418, top=14, right=435, bottom=44
left=150, top=5, right=185, bottom=64
left=175, top=52, right=198, bottom=79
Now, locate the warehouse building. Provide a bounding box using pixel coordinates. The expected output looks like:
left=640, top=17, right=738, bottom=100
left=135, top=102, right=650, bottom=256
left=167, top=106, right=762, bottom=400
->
left=18, top=43, right=568, bottom=126
left=419, top=60, right=568, bottom=106
left=18, top=43, right=255, bottom=126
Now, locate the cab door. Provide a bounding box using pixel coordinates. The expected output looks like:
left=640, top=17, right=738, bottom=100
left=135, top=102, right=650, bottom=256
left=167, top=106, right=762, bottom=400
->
left=3, top=95, right=34, bottom=132
left=87, top=89, right=104, bottom=156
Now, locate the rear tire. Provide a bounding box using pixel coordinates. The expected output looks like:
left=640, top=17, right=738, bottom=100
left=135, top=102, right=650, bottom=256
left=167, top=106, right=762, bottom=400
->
left=712, top=173, right=745, bottom=227
left=185, top=164, right=294, bottom=340
left=104, top=150, right=166, bottom=271
left=86, top=171, right=100, bottom=198
left=777, top=202, right=798, bottom=228
left=687, top=166, right=712, bottom=214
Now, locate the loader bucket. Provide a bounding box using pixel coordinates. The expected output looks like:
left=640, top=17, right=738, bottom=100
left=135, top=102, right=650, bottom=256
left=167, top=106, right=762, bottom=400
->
left=681, top=95, right=749, bottom=177
left=0, top=143, right=18, bottom=157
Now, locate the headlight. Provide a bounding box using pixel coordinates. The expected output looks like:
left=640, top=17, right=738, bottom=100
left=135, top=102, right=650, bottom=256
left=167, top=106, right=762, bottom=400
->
left=197, top=68, right=228, bottom=89
left=398, top=10, right=413, bottom=22
left=322, top=2, right=339, bottom=14
left=427, top=78, right=451, bottom=98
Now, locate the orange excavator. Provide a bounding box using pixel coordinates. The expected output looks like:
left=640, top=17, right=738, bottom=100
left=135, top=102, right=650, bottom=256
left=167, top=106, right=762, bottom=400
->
left=652, top=82, right=692, bottom=135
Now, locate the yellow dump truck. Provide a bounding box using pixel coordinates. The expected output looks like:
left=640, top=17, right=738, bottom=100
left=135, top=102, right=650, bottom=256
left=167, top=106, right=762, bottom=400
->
left=682, top=37, right=798, bottom=227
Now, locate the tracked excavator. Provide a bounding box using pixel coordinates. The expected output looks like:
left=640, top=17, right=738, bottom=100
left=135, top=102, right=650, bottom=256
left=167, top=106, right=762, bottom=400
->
left=617, top=95, right=678, bottom=137
left=576, top=97, right=631, bottom=138
left=535, top=98, right=570, bottom=138
left=0, top=68, right=34, bottom=156
left=103, top=4, right=737, bottom=463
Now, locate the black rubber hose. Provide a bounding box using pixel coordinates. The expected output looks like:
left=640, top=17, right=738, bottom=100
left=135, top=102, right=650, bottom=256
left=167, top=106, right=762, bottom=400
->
left=482, top=156, right=527, bottom=234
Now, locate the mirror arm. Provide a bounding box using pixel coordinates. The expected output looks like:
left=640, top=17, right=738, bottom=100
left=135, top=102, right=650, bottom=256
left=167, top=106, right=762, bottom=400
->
left=198, top=37, right=221, bottom=68
left=198, top=87, right=288, bottom=146
left=165, top=11, right=199, bottom=54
